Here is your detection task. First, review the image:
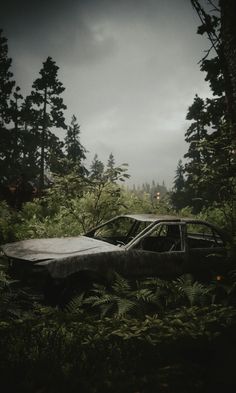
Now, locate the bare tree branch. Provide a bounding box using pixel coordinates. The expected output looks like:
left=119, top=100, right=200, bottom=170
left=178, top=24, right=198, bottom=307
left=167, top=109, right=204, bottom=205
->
left=207, top=0, right=220, bottom=13
left=190, top=0, right=220, bottom=57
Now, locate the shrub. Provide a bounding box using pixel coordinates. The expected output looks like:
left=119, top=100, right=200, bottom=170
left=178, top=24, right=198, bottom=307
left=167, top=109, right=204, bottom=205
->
left=0, top=201, right=16, bottom=244
left=0, top=304, right=235, bottom=393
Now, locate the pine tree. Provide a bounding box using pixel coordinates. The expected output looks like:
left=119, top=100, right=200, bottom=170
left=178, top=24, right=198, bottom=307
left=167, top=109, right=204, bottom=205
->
left=17, top=96, right=41, bottom=179
left=107, top=153, right=115, bottom=171
left=90, top=154, right=104, bottom=179
left=0, top=30, right=17, bottom=181
left=171, top=160, right=187, bottom=211
left=184, top=95, right=210, bottom=206
left=65, top=115, right=86, bottom=174
left=220, top=0, right=236, bottom=139
left=0, top=29, right=15, bottom=126
left=106, top=153, right=116, bottom=182
left=9, top=86, right=23, bottom=170
left=174, top=160, right=185, bottom=191
left=29, top=57, right=67, bottom=189
left=184, top=1, right=236, bottom=222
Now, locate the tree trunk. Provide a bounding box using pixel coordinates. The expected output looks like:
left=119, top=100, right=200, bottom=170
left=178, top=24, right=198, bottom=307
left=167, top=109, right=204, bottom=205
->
left=40, top=88, right=47, bottom=191
left=220, top=0, right=236, bottom=140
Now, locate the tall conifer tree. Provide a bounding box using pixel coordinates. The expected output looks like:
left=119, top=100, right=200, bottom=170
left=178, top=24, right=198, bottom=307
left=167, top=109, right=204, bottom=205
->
left=29, top=57, right=67, bottom=188
left=65, top=115, right=86, bottom=174
left=0, top=29, right=15, bottom=126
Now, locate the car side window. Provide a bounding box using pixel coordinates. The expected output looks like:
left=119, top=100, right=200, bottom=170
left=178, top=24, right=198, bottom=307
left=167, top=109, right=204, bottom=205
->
left=94, top=217, right=134, bottom=239
left=186, top=223, right=224, bottom=249
left=92, top=217, right=150, bottom=245
left=136, top=224, right=182, bottom=252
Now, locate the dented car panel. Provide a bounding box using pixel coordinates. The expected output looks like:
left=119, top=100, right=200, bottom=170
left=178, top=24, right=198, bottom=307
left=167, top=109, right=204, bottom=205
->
left=35, top=248, right=186, bottom=280
left=2, top=236, right=120, bottom=263
left=1, top=214, right=230, bottom=286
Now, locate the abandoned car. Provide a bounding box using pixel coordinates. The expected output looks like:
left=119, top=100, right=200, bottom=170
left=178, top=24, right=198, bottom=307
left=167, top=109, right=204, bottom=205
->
left=1, top=214, right=231, bottom=300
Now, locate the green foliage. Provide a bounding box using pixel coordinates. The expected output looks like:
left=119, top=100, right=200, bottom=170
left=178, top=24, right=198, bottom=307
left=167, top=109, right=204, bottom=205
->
left=0, top=302, right=235, bottom=393
left=0, top=35, right=68, bottom=183
left=174, top=2, right=236, bottom=234
left=30, top=56, right=66, bottom=129
left=131, top=180, right=168, bottom=205
left=81, top=273, right=160, bottom=319
left=196, top=201, right=236, bottom=238
left=13, top=203, right=84, bottom=240
left=64, top=273, right=223, bottom=320
left=29, top=56, right=67, bottom=187
left=7, top=160, right=131, bottom=238
left=0, top=261, right=236, bottom=392
left=174, top=274, right=210, bottom=306
left=0, top=269, right=18, bottom=318
left=64, top=115, right=87, bottom=175
left=90, top=153, right=104, bottom=179
left=45, top=160, right=131, bottom=232
left=11, top=181, right=173, bottom=240
left=76, top=182, right=126, bottom=231
left=171, top=159, right=188, bottom=211
left=0, top=201, right=16, bottom=244
left=0, top=268, right=42, bottom=319
left=0, top=29, right=15, bottom=125
left=65, top=293, right=85, bottom=315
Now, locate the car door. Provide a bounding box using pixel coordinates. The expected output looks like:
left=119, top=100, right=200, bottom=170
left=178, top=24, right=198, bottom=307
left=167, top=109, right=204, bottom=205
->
left=125, top=222, right=187, bottom=279
left=185, top=221, right=228, bottom=280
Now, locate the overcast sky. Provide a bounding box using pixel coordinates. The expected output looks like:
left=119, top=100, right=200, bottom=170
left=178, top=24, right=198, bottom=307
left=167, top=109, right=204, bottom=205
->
left=0, top=0, right=211, bottom=188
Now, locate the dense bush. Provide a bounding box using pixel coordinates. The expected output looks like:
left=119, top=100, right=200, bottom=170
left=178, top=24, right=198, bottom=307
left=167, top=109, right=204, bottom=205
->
left=65, top=273, right=224, bottom=319
left=0, top=303, right=236, bottom=393
left=1, top=173, right=236, bottom=392
left=0, top=270, right=236, bottom=393
left=0, top=177, right=173, bottom=243
left=0, top=201, right=16, bottom=244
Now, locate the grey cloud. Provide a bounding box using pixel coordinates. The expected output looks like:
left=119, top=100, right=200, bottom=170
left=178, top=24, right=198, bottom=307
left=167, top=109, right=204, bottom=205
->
left=0, top=0, right=211, bottom=187
left=1, top=0, right=117, bottom=66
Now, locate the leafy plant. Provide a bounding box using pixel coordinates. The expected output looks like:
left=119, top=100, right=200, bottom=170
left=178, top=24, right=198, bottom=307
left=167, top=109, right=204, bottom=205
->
left=174, top=274, right=210, bottom=306
left=0, top=302, right=236, bottom=393
left=65, top=273, right=224, bottom=319
left=0, top=201, right=16, bottom=244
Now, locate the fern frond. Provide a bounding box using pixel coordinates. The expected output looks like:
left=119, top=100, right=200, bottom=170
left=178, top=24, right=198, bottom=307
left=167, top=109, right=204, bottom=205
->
left=100, top=303, right=115, bottom=318
left=134, top=288, right=158, bottom=304
left=0, top=270, right=18, bottom=289
left=0, top=292, right=12, bottom=307
left=116, top=298, right=136, bottom=317
left=90, top=283, right=107, bottom=295
left=65, top=293, right=84, bottom=314
left=85, top=294, right=115, bottom=307
left=142, top=277, right=172, bottom=292
left=112, top=273, right=131, bottom=294
left=175, top=274, right=209, bottom=306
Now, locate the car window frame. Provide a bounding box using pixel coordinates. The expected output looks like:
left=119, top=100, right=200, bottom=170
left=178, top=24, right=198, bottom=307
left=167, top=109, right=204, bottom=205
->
left=85, top=215, right=156, bottom=245
left=185, top=220, right=225, bottom=250
left=126, top=221, right=187, bottom=253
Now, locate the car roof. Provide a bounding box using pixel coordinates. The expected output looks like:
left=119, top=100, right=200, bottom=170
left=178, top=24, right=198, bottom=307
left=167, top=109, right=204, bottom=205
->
left=121, top=214, right=227, bottom=238
left=88, top=214, right=226, bottom=235
left=122, top=214, right=186, bottom=222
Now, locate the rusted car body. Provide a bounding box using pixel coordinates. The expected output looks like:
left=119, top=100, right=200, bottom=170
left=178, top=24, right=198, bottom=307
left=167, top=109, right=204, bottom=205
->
left=1, top=214, right=231, bottom=299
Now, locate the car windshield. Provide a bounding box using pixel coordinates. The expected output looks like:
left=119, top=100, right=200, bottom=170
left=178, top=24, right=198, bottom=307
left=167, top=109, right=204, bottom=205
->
left=87, top=216, right=152, bottom=245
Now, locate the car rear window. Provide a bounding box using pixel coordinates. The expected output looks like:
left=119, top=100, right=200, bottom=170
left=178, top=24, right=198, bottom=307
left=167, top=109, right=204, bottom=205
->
left=186, top=223, right=224, bottom=248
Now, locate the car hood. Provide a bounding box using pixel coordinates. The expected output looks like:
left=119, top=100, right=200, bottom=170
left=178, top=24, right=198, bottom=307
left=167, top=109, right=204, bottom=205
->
left=1, top=236, right=120, bottom=263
